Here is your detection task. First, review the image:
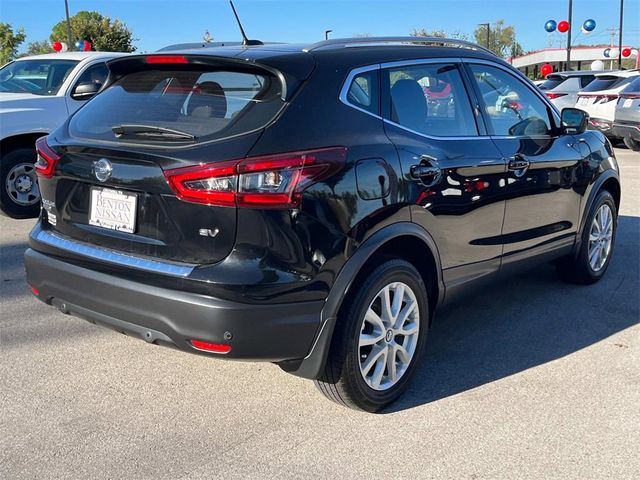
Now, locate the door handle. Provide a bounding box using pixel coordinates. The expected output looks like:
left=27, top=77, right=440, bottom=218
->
left=508, top=156, right=530, bottom=171
left=410, top=165, right=441, bottom=178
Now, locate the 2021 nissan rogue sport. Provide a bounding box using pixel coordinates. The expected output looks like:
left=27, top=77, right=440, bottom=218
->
left=25, top=38, right=620, bottom=412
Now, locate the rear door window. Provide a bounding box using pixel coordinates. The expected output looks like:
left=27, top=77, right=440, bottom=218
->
left=69, top=67, right=283, bottom=143
left=383, top=63, right=478, bottom=137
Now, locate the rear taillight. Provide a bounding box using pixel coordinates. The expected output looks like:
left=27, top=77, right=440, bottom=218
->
left=164, top=147, right=347, bottom=208
left=35, top=136, right=61, bottom=178
left=545, top=92, right=568, bottom=99
left=602, top=94, right=619, bottom=103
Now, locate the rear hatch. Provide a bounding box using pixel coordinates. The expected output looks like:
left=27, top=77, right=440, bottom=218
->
left=38, top=53, right=311, bottom=265
left=576, top=75, right=635, bottom=120
left=615, top=76, right=640, bottom=124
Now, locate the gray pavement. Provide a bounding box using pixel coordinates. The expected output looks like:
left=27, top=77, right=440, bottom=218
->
left=1, top=148, right=638, bottom=479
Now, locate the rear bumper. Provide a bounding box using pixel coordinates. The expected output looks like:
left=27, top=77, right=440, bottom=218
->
left=612, top=123, right=640, bottom=142
left=25, top=248, right=324, bottom=362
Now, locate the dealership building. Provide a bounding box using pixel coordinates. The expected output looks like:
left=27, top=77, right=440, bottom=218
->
left=509, top=45, right=638, bottom=78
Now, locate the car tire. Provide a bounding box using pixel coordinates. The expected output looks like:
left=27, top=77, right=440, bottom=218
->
left=557, top=190, right=617, bottom=285
left=314, top=259, right=429, bottom=412
left=623, top=137, right=640, bottom=152
left=0, top=147, right=41, bottom=219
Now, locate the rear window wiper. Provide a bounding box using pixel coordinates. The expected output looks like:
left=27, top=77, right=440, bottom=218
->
left=112, top=124, right=196, bottom=141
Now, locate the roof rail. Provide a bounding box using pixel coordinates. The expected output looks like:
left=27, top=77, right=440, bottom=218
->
left=303, top=36, right=495, bottom=56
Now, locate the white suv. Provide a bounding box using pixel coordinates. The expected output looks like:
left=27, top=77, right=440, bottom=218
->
left=0, top=51, right=127, bottom=217
left=575, top=69, right=640, bottom=140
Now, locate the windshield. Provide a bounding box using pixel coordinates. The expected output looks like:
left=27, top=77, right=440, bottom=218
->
left=69, top=67, right=284, bottom=143
left=0, top=59, right=79, bottom=95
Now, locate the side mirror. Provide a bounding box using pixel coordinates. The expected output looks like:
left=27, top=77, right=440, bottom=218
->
left=561, top=107, right=588, bottom=135
left=71, top=81, right=101, bottom=100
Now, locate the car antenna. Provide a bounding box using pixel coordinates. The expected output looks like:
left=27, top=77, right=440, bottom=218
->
left=229, top=1, right=263, bottom=46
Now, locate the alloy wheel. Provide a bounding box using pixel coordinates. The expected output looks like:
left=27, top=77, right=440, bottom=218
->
left=358, top=281, right=420, bottom=391
left=588, top=204, right=613, bottom=272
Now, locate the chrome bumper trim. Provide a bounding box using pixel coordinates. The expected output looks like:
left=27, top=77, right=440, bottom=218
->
left=35, top=229, right=195, bottom=278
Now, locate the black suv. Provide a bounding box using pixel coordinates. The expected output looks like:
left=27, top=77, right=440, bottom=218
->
left=25, top=38, right=620, bottom=412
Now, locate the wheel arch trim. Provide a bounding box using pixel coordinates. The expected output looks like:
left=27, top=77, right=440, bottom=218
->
left=285, top=221, right=444, bottom=379
left=573, top=169, right=620, bottom=258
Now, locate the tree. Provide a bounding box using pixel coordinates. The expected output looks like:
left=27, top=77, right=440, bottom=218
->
left=1, top=23, right=27, bottom=65
left=473, top=20, right=522, bottom=58
left=411, top=28, right=469, bottom=41
left=21, top=40, right=52, bottom=57
left=50, top=11, right=136, bottom=52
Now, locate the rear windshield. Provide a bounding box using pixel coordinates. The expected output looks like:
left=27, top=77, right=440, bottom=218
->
left=581, top=76, right=630, bottom=93
left=621, top=76, right=640, bottom=94
left=69, top=67, right=283, bottom=143
left=538, top=77, right=564, bottom=90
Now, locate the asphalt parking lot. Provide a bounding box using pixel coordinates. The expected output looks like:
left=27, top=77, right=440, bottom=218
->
left=1, top=147, right=638, bottom=479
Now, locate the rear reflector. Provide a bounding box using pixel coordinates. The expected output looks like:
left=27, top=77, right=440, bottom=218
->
left=35, top=136, right=61, bottom=178
left=164, top=147, right=347, bottom=208
left=145, top=55, right=189, bottom=64
left=30, top=286, right=39, bottom=296
left=545, top=92, right=568, bottom=99
left=190, top=340, right=232, bottom=354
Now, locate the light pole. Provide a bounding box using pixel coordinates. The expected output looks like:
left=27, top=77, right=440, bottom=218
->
left=566, top=0, right=573, bottom=70
left=618, top=0, right=624, bottom=68
left=325, top=30, right=333, bottom=40
left=64, top=0, right=73, bottom=50
left=478, top=23, right=490, bottom=50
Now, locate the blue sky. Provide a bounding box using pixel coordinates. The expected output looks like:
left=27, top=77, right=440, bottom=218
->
left=1, top=0, right=638, bottom=53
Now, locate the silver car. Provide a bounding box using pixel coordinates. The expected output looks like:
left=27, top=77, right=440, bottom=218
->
left=613, top=76, right=640, bottom=151
left=543, top=71, right=598, bottom=110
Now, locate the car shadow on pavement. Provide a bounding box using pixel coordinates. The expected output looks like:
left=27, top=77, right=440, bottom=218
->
left=0, top=241, right=31, bottom=301
left=385, top=215, right=640, bottom=413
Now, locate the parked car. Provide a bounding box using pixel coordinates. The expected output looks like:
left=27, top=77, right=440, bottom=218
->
left=532, top=79, right=547, bottom=88
left=575, top=69, right=640, bottom=138
left=25, top=37, right=620, bottom=412
left=0, top=51, right=127, bottom=218
left=543, top=71, right=598, bottom=110
left=612, top=76, right=640, bottom=151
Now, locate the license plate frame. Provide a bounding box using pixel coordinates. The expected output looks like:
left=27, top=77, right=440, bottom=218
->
left=89, top=186, right=137, bottom=233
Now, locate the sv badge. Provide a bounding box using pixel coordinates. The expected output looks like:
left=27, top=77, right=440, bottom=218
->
left=199, top=228, right=220, bottom=238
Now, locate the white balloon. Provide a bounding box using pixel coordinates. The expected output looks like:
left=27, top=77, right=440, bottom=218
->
left=60, top=42, right=68, bottom=52
left=609, top=48, right=619, bottom=57
left=580, top=27, right=591, bottom=35
left=631, top=49, right=639, bottom=57
left=591, top=60, right=605, bottom=71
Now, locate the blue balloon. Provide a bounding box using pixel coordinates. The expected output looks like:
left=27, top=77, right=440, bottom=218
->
left=583, top=19, right=596, bottom=32
left=544, top=20, right=557, bottom=33
left=603, top=48, right=611, bottom=58
left=75, top=40, right=84, bottom=50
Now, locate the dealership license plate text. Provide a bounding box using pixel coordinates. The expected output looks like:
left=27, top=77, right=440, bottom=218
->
left=89, top=187, right=137, bottom=233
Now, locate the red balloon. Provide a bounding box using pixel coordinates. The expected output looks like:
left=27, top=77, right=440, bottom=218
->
left=557, top=20, right=570, bottom=33
left=52, top=41, right=62, bottom=52
left=622, top=47, right=631, bottom=57
left=540, top=64, right=553, bottom=77
left=83, top=40, right=91, bottom=51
